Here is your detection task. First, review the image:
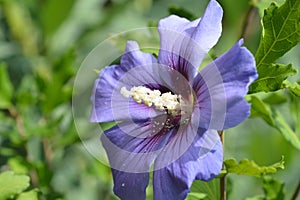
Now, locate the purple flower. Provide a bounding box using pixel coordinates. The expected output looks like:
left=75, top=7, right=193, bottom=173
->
left=90, top=0, right=257, bottom=199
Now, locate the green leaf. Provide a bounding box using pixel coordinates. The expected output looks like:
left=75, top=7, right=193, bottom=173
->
left=263, top=92, right=288, bottom=104
left=250, top=0, right=300, bottom=93
left=249, top=95, right=275, bottom=126
left=255, top=0, right=300, bottom=68
left=224, top=157, right=284, bottom=177
left=190, top=179, right=220, bottom=200
left=272, top=108, right=300, bottom=150
left=282, top=80, right=300, bottom=96
left=0, top=171, right=30, bottom=200
left=186, top=192, right=207, bottom=200
left=249, top=63, right=297, bottom=93
left=245, top=176, right=285, bottom=200
left=0, top=63, right=13, bottom=109
left=262, top=176, right=285, bottom=200
left=17, top=189, right=39, bottom=200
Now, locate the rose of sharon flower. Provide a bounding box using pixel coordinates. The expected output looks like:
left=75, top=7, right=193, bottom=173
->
left=90, top=0, right=257, bottom=199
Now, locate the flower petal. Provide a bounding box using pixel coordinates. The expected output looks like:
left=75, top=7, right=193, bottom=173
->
left=193, top=39, right=258, bottom=130
left=90, top=41, right=162, bottom=123
left=101, top=119, right=175, bottom=199
left=120, top=40, right=157, bottom=71
left=110, top=169, right=149, bottom=200
left=192, top=0, right=223, bottom=53
left=101, top=117, right=176, bottom=172
left=157, top=0, right=223, bottom=80
left=153, top=129, right=222, bottom=200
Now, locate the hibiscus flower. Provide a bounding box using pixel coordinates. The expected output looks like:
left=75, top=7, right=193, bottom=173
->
left=90, top=0, right=257, bottom=199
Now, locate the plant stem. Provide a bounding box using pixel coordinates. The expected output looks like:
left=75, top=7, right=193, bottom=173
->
left=219, top=130, right=226, bottom=200
left=291, top=180, right=300, bottom=200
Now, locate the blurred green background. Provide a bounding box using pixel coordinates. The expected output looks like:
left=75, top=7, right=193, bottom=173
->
left=0, top=0, right=299, bottom=199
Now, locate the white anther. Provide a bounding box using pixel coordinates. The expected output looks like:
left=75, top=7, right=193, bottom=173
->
left=120, top=86, right=181, bottom=115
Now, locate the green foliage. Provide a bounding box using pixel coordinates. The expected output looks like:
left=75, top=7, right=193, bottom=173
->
left=282, top=80, right=300, bottom=96
left=16, top=189, right=39, bottom=200
left=250, top=0, right=300, bottom=93
left=0, top=63, right=13, bottom=109
left=186, top=192, right=207, bottom=200
left=249, top=95, right=274, bottom=126
left=246, top=176, right=285, bottom=200
left=41, top=0, right=76, bottom=35
left=250, top=94, right=300, bottom=150
left=272, top=108, right=300, bottom=151
left=0, top=171, right=30, bottom=200
left=223, top=157, right=284, bottom=177
left=190, top=179, right=220, bottom=200
left=249, top=64, right=297, bottom=93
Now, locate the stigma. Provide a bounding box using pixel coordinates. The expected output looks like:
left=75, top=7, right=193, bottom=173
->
left=120, top=86, right=183, bottom=115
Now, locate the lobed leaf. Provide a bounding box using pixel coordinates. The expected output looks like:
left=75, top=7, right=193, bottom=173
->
left=262, top=176, right=285, bottom=200
left=249, top=63, right=297, bottom=93
left=224, top=157, right=284, bottom=177
left=17, top=189, right=39, bottom=200
left=0, top=171, right=30, bottom=200
left=282, top=80, right=300, bottom=96
left=250, top=0, right=300, bottom=93
left=245, top=176, right=285, bottom=200
left=255, top=0, right=300, bottom=67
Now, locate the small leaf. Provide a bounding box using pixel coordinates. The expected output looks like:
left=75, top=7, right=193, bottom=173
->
left=262, top=176, right=285, bottom=200
left=190, top=179, right=219, bottom=200
left=186, top=192, right=207, bottom=200
left=255, top=0, right=300, bottom=68
left=282, top=80, right=300, bottom=96
left=0, top=63, right=14, bottom=109
left=249, top=63, right=297, bottom=93
left=249, top=95, right=274, bottom=126
left=224, top=157, right=284, bottom=177
left=17, top=189, right=39, bottom=200
left=272, top=108, right=300, bottom=150
left=0, top=171, right=30, bottom=200
left=245, top=176, right=285, bottom=200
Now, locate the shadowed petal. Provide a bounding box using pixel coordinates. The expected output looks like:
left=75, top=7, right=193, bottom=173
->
left=193, top=39, right=258, bottom=130
left=158, top=0, right=223, bottom=80
left=111, top=170, right=149, bottom=200
left=153, top=129, right=222, bottom=200
left=101, top=119, right=176, bottom=199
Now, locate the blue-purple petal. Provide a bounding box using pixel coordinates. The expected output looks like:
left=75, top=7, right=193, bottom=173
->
left=111, top=169, right=149, bottom=200
left=90, top=42, right=163, bottom=123
left=157, top=0, right=223, bottom=80
left=193, top=39, right=258, bottom=130
left=153, top=128, right=222, bottom=200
